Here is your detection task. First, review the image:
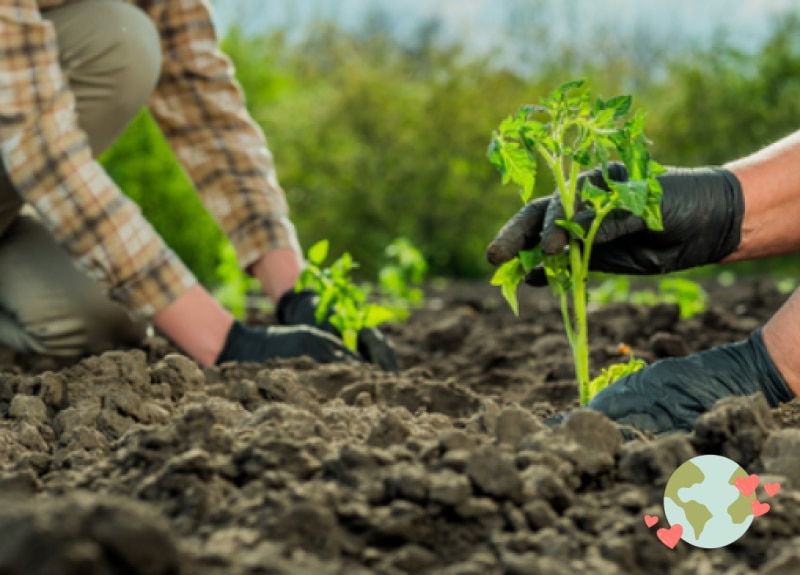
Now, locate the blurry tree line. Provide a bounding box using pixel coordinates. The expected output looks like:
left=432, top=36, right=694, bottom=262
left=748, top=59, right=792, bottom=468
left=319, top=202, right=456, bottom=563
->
left=99, top=11, right=800, bottom=288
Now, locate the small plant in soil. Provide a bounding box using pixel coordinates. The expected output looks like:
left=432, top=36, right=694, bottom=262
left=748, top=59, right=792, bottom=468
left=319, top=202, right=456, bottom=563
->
left=488, top=79, right=665, bottom=404
left=297, top=239, right=402, bottom=352
left=378, top=237, right=428, bottom=320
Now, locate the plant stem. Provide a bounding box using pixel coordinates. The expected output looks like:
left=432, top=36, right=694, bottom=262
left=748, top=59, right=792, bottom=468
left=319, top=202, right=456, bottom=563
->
left=569, top=237, right=590, bottom=403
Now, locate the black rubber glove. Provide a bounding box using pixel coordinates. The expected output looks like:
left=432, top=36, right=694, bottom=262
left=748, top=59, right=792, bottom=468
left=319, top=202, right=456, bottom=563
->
left=215, top=320, right=361, bottom=365
left=545, top=329, right=794, bottom=434
left=276, top=289, right=399, bottom=372
left=486, top=162, right=745, bottom=286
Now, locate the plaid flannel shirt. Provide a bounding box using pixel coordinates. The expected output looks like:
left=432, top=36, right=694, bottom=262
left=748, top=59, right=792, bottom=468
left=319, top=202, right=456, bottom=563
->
left=0, top=0, right=299, bottom=317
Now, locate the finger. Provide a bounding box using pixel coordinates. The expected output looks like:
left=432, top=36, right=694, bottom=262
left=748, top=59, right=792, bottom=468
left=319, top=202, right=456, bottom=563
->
left=486, top=198, right=549, bottom=266
left=540, top=193, right=568, bottom=255
left=523, top=266, right=548, bottom=287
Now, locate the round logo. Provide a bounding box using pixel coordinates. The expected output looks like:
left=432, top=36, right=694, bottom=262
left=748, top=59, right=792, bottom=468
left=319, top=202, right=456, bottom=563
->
left=663, top=455, right=755, bottom=549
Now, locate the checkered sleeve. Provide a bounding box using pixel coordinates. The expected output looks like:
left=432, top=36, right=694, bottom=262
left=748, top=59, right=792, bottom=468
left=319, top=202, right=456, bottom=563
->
left=0, top=1, right=197, bottom=317
left=144, top=0, right=302, bottom=274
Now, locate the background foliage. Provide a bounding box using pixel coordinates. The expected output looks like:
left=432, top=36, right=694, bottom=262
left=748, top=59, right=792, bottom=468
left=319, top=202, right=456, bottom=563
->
left=99, top=12, right=800, bottom=288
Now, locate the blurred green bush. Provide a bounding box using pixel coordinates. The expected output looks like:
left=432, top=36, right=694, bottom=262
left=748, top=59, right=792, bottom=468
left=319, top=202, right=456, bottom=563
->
left=98, top=13, right=800, bottom=290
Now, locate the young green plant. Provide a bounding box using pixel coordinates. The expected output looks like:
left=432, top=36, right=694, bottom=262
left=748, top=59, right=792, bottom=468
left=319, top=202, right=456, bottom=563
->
left=488, top=80, right=665, bottom=404
left=378, top=237, right=428, bottom=320
left=296, top=240, right=398, bottom=352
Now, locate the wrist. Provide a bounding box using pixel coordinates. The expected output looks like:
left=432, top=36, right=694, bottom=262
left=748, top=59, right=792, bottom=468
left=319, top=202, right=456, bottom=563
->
left=152, top=284, right=235, bottom=367
left=761, top=292, right=800, bottom=398
left=249, top=247, right=304, bottom=302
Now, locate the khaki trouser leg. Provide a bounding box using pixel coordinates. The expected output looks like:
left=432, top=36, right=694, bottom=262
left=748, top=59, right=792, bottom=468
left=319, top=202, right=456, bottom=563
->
left=0, top=0, right=163, bottom=356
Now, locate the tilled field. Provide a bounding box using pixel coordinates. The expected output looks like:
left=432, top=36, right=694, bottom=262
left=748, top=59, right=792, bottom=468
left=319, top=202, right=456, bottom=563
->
left=1, top=279, right=799, bottom=575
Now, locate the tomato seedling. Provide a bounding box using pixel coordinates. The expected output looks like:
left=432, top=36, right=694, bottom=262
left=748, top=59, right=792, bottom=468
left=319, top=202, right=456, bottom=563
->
left=488, top=79, right=665, bottom=404
left=297, top=240, right=399, bottom=352
left=378, top=237, right=428, bottom=320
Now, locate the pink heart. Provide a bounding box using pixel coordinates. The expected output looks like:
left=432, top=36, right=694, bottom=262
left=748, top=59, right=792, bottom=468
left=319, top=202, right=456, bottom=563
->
left=765, top=483, right=781, bottom=497
left=657, top=524, right=683, bottom=549
left=644, top=515, right=658, bottom=528
left=752, top=500, right=770, bottom=517
left=735, top=474, right=760, bottom=497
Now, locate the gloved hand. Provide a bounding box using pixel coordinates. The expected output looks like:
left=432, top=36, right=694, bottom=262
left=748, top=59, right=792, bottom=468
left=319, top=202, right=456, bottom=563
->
left=486, top=162, right=745, bottom=286
left=545, top=329, right=794, bottom=434
left=215, top=319, right=361, bottom=365
left=276, top=289, right=399, bottom=372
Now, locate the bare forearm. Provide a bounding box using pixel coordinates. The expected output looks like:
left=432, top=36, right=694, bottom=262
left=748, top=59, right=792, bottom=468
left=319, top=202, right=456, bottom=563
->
left=762, top=288, right=800, bottom=397
left=152, top=284, right=234, bottom=367
left=250, top=247, right=304, bottom=302
left=724, top=130, right=800, bottom=262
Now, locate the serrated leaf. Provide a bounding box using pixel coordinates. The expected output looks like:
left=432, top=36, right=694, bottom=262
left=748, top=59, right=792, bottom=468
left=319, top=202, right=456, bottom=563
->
left=611, top=180, right=649, bottom=216
left=605, top=95, right=632, bottom=119
left=556, top=219, right=586, bottom=240
left=498, top=141, right=535, bottom=201
left=308, top=240, right=329, bottom=266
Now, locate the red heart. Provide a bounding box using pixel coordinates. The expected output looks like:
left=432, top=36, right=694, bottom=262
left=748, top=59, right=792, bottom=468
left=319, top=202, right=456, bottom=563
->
left=644, top=515, right=658, bottom=528
left=765, top=483, right=781, bottom=497
left=752, top=500, right=770, bottom=517
left=735, top=474, right=760, bottom=497
left=657, top=524, right=683, bottom=549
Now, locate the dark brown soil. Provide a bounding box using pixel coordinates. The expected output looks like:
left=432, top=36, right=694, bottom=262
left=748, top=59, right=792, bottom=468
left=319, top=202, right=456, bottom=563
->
left=1, top=278, right=799, bottom=575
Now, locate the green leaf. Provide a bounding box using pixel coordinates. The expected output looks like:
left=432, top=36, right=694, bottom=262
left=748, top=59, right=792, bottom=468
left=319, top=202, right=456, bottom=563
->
left=522, top=104, right=548, bottom=117
left=307, top=240, right=329, bottom=266
left=581, top=181, right=610, bottom=210
left=491, top=258, right=525, bottom=316
left=605, top=95, right=632, bottom=119
left=519, top=246, right=543, bottom=272
left=316, top=290, right=335, bottom=324
left=363, top=304, right=397, bottom=328
left=495, top=140, right=536, bottom=201
left=552, top=79, right=585, bottom=101
left=611, top=180, right=648, bottom=216
left=556, top=219, right=586, bottom=240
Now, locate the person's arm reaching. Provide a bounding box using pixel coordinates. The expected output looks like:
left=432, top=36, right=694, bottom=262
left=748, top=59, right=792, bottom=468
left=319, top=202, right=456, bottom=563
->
left=140, top=0, right=302, bottom=298
left=725, top=130, right=800, bottom=261
left=142, top=0, right=398, bottom=370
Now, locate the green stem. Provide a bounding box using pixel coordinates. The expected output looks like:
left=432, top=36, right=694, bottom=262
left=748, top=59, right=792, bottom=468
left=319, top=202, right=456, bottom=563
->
left=569, top=237, right=590, bottom=403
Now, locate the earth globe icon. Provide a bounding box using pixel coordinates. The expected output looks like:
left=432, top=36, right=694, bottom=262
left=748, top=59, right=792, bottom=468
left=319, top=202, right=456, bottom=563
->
left=663, top=454, right=756, bottom=549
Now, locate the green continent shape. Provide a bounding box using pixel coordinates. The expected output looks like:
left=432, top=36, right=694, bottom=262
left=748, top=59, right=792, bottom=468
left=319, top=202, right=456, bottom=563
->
left=727, top=466, right=755, bottom=524
left=665, top=461, right=713, bottom=540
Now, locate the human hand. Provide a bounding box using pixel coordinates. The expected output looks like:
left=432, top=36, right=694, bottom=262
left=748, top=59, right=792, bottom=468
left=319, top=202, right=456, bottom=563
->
left=215, top=320, right=362, bottom=365
left=486, top=162, right=745, bottom=286
left=546, top=329, right=794, bottom=434
left=276, top=289, right=399, bottom=372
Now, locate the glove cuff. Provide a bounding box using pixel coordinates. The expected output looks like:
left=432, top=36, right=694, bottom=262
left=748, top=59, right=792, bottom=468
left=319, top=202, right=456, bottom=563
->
left=659, top=166, right=745, bottom=270
left=276, top=288, right=315, bottom=325
left=215, top=319, right=249, bottom=365
left=748, top=328, right=795, bottom=407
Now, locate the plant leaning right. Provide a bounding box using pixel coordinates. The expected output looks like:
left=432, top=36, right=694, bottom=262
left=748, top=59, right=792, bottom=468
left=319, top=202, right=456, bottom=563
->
left=488, top=80, right=666, bottom=405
